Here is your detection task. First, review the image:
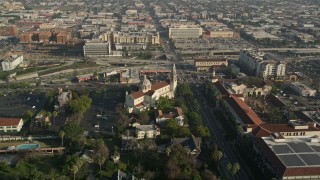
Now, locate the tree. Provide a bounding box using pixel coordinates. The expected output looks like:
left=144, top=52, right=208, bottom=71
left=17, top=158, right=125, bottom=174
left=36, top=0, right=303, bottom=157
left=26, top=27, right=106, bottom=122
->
left=196, top=126, right=210, bottom=137
left=63, top=155, right=83, bottom=180
left=156, top=96, right=173, bottom=111
left=176, top=83, right=192, bottom=97
left=94, top=142, right=109, bottom=173
left=165, top=159, right=181, bottom=179
left=177, top=127, right=191, bottom=137
left=62, top=123, right=84, bottom=142
left=22, top=110, right=33, bottom=122
left=186, top=112, right=202, bottom=127
left=67, top=95, right=92, bottom=114
left=268, top=107, right=284, bottom=123
left=52, top=111, right=58, bottom=132
left=212, top=144, right=223, bottom=164
left=165, top=119, right=179, bottom=137
left=226, top=162, right=232, bottom=173
left=231, top=163, right=240, bottom=176
left=137, top=111, right=150, bottom=124
left=59, top=130, right=65, bottom=147
left=201, top=169, right=217, bottom=180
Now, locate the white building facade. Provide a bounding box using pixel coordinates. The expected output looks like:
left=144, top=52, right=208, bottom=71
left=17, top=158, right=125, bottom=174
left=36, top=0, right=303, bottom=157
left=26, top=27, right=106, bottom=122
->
left=0, top=118, right=24, bottom=133
left=1, top=55, right=23, bottom=71
left=240, top=50, right=286, bottom=79
left=291, top=82, right=317, bottom=97
left=169, top=27, right=203, bottom=39
left=125, top=64, right=177, bottom=113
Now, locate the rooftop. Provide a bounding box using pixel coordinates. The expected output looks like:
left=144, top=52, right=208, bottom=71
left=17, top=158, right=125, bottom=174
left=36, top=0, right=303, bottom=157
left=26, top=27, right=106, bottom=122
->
left=0, top=118, right=22, bottom=127
left=256, top=137, right=320, bottom=177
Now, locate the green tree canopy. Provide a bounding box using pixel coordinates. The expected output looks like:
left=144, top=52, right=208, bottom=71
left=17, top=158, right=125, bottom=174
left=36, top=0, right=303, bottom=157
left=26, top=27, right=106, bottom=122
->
left=68, top=95, right=92, bottom=114
left=22, top=110, right=33, bottom=121
left=196, top=126, right=210, bottom=137
left=137, top=111, right=150, bottom=124
left=156, top=96, right=173, bottom=111
left=232, top=163, right=240, bottom=176
left=186, top=112, right=203, bottom=127
left=176, top=83, right=192, bottom=97
left=62, top=123, right=84, bottom=142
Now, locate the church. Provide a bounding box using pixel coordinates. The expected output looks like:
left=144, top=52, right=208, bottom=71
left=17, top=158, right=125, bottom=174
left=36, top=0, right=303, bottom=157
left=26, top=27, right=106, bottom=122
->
left=125, top=64, right=177, bottom=113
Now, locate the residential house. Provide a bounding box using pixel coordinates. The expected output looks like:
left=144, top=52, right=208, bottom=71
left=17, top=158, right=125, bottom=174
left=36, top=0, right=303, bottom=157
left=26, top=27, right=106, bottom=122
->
left=156, top=107, right=185, bottom=126
left=169, top=135, right=202, bottom=157
left=135, top=125, right=160, bottom=139
left=0, top=118, right=23, bottom=133
left=56, top=88, right=72, bottom=110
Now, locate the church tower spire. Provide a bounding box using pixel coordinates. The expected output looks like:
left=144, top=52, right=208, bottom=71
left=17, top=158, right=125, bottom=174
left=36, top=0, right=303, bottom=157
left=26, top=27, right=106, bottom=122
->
left=170, top=64, right=177, bottom=92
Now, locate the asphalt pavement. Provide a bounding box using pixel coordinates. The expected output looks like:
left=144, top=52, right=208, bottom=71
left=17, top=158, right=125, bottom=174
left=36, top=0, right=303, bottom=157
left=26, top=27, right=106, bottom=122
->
left=195, top=86, right=253, bottom=180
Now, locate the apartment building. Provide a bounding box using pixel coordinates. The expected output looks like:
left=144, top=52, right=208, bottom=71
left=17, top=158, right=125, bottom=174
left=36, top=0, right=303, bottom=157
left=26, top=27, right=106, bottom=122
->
left=112, top=32, right=160, bottom=45
left=0, top=25, right=17, bottom=36
left=56, top=31, right=71, bottom=44
left=239, top=50, right=286, bottom=79
left=1, top=55, right=23, bottom=71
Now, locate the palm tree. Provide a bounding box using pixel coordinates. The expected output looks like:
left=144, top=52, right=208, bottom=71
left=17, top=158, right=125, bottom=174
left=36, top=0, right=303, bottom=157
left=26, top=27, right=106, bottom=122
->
left=46, top=112, right=52, bottom=129
left=71, top=158, right=82, bottom=180
left=226, top=162, right=232, bottom=174
left=65, top=156, right=83, bottom=180
left=212, top=144, right=223, bottom=163
left=38, top=110, right=46, bottom=128
left=52, top=111, right=58, bottom=132
left=59, top=130, right=65, bottom=147
left=231, top=163, right=240, bottom=176
left=126, top=129, right=130, bottom=140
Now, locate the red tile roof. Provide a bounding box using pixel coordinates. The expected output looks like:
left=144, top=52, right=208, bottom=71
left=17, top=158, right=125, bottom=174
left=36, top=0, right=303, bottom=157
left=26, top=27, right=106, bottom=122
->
left=250, top=123, right=320, bottom=137
left=226, top=95, right=264, bottom=125
left=214, top=81, right=230, bottom=96
left=145, top=90, right=155, bottom=96
left=0, top=118, right=22, bottom=127
left=131, top=91, right=144, bottom=99
left=151, top=81, right=169, bottom=91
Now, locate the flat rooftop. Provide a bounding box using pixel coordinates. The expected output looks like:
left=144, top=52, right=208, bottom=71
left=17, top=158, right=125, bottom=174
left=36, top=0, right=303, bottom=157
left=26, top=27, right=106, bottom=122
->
left=264, top=138, right=320, bottom=168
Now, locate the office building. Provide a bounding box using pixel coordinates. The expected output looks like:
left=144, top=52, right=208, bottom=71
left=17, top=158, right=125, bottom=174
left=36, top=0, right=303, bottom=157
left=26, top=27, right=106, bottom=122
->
left=194, top=58, right=228, bottom=72
left=83, top=42, right=111, bottom=57
left=169, top=27, right=202, bottom=39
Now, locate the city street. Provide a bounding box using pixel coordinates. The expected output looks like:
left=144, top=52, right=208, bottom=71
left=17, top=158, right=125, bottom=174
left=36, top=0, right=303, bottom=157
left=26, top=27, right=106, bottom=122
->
left=194, top=84, right=253, bottom=180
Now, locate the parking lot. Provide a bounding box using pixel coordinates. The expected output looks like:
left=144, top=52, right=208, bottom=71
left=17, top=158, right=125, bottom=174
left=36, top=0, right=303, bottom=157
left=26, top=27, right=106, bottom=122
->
left=0, top=92, right=45, bottom=117
left=81, top=87, right=124, bottom=134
